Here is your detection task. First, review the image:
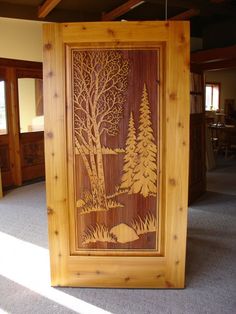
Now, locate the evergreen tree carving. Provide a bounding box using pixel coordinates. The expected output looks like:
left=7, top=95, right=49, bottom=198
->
left=120, top=112, right=137, bottom=191
left=132, top=84, right=157, bottom=197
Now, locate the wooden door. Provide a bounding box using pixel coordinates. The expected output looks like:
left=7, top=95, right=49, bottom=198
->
left=0, top=66, right=17, bottom=187
left=189, top=70, right=206, bottom=204
left=16, top=68, right=45, bottom=184
left=43, top=21, right=190, bottom=288
left=0, top=59, right=45, bottom=189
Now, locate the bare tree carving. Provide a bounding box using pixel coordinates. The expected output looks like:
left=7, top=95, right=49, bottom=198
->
left=73, top=50, right=129, bottom=210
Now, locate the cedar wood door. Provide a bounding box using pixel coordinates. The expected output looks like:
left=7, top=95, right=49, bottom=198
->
left=43, top=21, right=190, bottom=288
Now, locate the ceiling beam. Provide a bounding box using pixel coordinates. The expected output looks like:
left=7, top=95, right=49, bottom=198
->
left=38, top=0, right=62, bottom=18
left=149, top=0, right=199, bottom=10
left=191, top=45, right=236, bottom=64
left=210, top=0, right=227, bottom=3
left=169, top=8, right=200, bottom=20
left=102, top=0, right=145, bottom=21
left=200, top=58, right=236, bottom=71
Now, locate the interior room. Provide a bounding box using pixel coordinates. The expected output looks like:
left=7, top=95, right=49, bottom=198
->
left=0, top=1, right=235, bottom=313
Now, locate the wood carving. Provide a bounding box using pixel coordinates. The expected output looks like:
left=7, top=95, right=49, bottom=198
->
left=82, top=224, right=117, bottom=245
left=120, top=84, right=157, bottom=197
left=131, top=212, right=157, bottom=235
left=73, top=50, right=129, bottom=213
left=72, top=49, right=159, bottom=250
left=120, top=112, right=138, bottom=191
left=82, top=213, right=157, bottom=245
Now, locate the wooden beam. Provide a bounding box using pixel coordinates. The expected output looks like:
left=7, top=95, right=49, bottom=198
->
left=199, top=58, right=236, bottom=71
left=210, top=0, right=227, bottom=3
left=38, top=0, right=62, bottom=18
left=169, top=8, right=200, bottom=20
left=148, top=0, right=199, bottom=10
left=191, top=45, right=236, bottom=64
left=102, top=0, right=145, bottom=21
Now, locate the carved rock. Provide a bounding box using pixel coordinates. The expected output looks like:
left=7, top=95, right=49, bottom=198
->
left=110, top=223, right=139, bottom=243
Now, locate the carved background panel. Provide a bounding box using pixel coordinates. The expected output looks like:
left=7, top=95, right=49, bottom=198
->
left=71, top=49, right=160, bottom=251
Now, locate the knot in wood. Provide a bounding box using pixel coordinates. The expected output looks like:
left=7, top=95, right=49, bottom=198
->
left=169, top=178, right=176, bottom=186
left=44, top=43, right=52, bottom=50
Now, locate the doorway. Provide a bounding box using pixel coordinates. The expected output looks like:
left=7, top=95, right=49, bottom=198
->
left=0, top=58, right=45, bottom=190
left=205, top=68, right=236, bottom=190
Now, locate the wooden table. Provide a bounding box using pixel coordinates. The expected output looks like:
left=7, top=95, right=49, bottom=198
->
left=208, top=124, right=236, bottom=157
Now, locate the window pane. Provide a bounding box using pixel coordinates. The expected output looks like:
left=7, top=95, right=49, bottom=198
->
left=205, top=85, right=212, bottom=111
left=0, top=80, right=7, bottom=135
left=18, top=78, right=44, bottom=133
left=212, top=85, right=219, bottom=111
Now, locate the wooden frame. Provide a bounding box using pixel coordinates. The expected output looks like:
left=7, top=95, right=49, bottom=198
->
left=43, top=21, right=190, bottom=288
left=0, top=58, right=44, bottom=188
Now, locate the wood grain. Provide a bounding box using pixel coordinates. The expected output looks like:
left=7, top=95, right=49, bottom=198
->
left=43, top=23, right=69, bottom=286
left=43, top=21, right=190, bottom=288
left=165, top=22, right=190, bottom=288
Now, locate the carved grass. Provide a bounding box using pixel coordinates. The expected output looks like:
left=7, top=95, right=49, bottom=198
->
left=131, top=212, right=157, bottom=235
left=82, top=224, right=117, bottom=245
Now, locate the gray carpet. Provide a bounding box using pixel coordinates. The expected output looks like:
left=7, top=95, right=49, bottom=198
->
left=0, top=158, right=235, bottom=314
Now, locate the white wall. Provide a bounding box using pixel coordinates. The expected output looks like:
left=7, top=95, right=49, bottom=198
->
left=205, top=69, right=236, bottom=110
left=18, top=78, right=36, bottom=132
left=0, top=17, right=43, bottom=62
left=0, top=17, right=203, bottom=60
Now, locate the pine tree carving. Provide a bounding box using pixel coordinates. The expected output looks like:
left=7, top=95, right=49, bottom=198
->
left=132, top=84, right=157, bottom=197
left=120, top=112, right=138, bottom=190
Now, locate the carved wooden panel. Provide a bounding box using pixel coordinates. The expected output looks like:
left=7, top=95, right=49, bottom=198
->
left=21, top=140, right=44, bottom=167
left=70, top=49, right=160, bottom=252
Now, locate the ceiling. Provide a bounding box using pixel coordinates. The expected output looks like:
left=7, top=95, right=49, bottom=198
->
left=0, top=0, right=236, bottom=38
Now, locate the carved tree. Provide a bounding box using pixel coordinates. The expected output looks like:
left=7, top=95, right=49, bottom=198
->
left=120, top=112, right=138, bottom=191
left=73, top=50, right=129, bottom=209
left=132, top=84, right=157, bottom=197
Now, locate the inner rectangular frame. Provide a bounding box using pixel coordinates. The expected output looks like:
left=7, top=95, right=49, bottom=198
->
left=66, top=42, right=166, bottom=257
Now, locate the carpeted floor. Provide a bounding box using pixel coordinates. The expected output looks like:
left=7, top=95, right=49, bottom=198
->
left=0, top=158, right=235, bottom=314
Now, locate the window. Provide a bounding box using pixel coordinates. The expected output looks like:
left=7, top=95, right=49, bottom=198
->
left=205, top=83, right=220, bottom=111
left=0, top=80, right=7, bottom=134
